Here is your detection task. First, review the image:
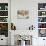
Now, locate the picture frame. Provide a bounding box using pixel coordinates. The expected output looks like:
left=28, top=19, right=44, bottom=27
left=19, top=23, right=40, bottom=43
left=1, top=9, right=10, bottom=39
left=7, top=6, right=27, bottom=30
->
left=17, top=10, right=29, bottom=19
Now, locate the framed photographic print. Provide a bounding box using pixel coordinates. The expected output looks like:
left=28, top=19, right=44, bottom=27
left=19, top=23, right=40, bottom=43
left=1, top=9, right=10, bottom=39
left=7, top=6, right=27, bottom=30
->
left=17, top=10, right=29, bottom=19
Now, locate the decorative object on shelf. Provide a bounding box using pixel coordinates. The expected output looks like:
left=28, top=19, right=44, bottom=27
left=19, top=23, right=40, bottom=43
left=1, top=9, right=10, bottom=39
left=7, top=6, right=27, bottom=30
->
left=5, top=6, right=8, bottom=10
left=38, top=3, right=46, bottom=10
left=38, top=29, right=46, bottom=37
left=29, top=25, right=35, bottom=30
left=11, top=23, right=16, bottom=30
left=0, top=11, right=8, bottom=16
left=38, top=11, right=46, bottom=16
left=0, top=17, right=8, bottom=22
left=45, top=6, right=46, bottom=10
left=43, top=39, right=45, bottom=40
left=0, top=23, right=8, bottom=30
left=42, top=12, right=45, bottom=15
left=38, top=17, right=43, bottom=22
left=40, top=8, right=45, bottom=10
left=0, top=3, right=8, bottom=10
left=17, top=10, right=29, bottom=19
left=38, top=23, right=46, bottom=28
left=0, top=6, right=1, bottom=10
left=38, top=17, right=46, bottom=22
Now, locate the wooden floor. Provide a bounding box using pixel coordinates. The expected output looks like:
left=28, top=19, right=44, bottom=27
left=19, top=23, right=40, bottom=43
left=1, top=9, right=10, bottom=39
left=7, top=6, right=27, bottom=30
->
left=0, top=45, right=8, bottom=46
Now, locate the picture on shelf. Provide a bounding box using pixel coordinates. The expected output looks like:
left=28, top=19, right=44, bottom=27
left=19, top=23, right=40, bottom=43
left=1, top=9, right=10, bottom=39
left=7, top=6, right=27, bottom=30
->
left=5, top=6, right=8, bottom=10
left=17, top=10, right=29, bottom=19
left=38, top=29, right=46, bottom=37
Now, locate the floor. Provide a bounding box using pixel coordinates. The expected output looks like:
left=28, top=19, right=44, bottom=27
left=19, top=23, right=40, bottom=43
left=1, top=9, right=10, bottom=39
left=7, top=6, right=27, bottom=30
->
left=0, top=45, right=8, bottom=46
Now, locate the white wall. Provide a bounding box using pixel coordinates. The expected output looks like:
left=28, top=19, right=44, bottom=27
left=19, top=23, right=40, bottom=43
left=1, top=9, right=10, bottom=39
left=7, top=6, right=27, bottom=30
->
left=11, top=0, right=38, bottom=30
left=11, top=0, right=46, bottom=46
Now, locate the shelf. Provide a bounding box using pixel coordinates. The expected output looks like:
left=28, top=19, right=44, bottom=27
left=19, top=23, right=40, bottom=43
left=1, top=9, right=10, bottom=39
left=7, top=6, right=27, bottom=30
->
left=38, top=16, right=46, bottom=17
left=0, top=22, right=8, bottom=23
left=0, top=16, right=8, bottom=17
left=38, top=22, right=46, bottom=23
left=0, top=10, right=8, bottom=11
left=38, top=10, right=46, bottom=11
left=38, top=28, right=46, bottom=29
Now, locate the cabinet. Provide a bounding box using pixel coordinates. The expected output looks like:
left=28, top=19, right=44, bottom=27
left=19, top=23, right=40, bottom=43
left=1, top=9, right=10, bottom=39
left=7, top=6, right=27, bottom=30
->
left=0, top=35, right=8, bottom=45
left=38, top=37, right=46, bottom=46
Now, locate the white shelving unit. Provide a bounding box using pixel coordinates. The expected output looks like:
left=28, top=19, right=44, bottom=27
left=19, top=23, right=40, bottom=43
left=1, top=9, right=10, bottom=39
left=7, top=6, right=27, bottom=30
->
left=0, top=3, right=8, bottom=45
